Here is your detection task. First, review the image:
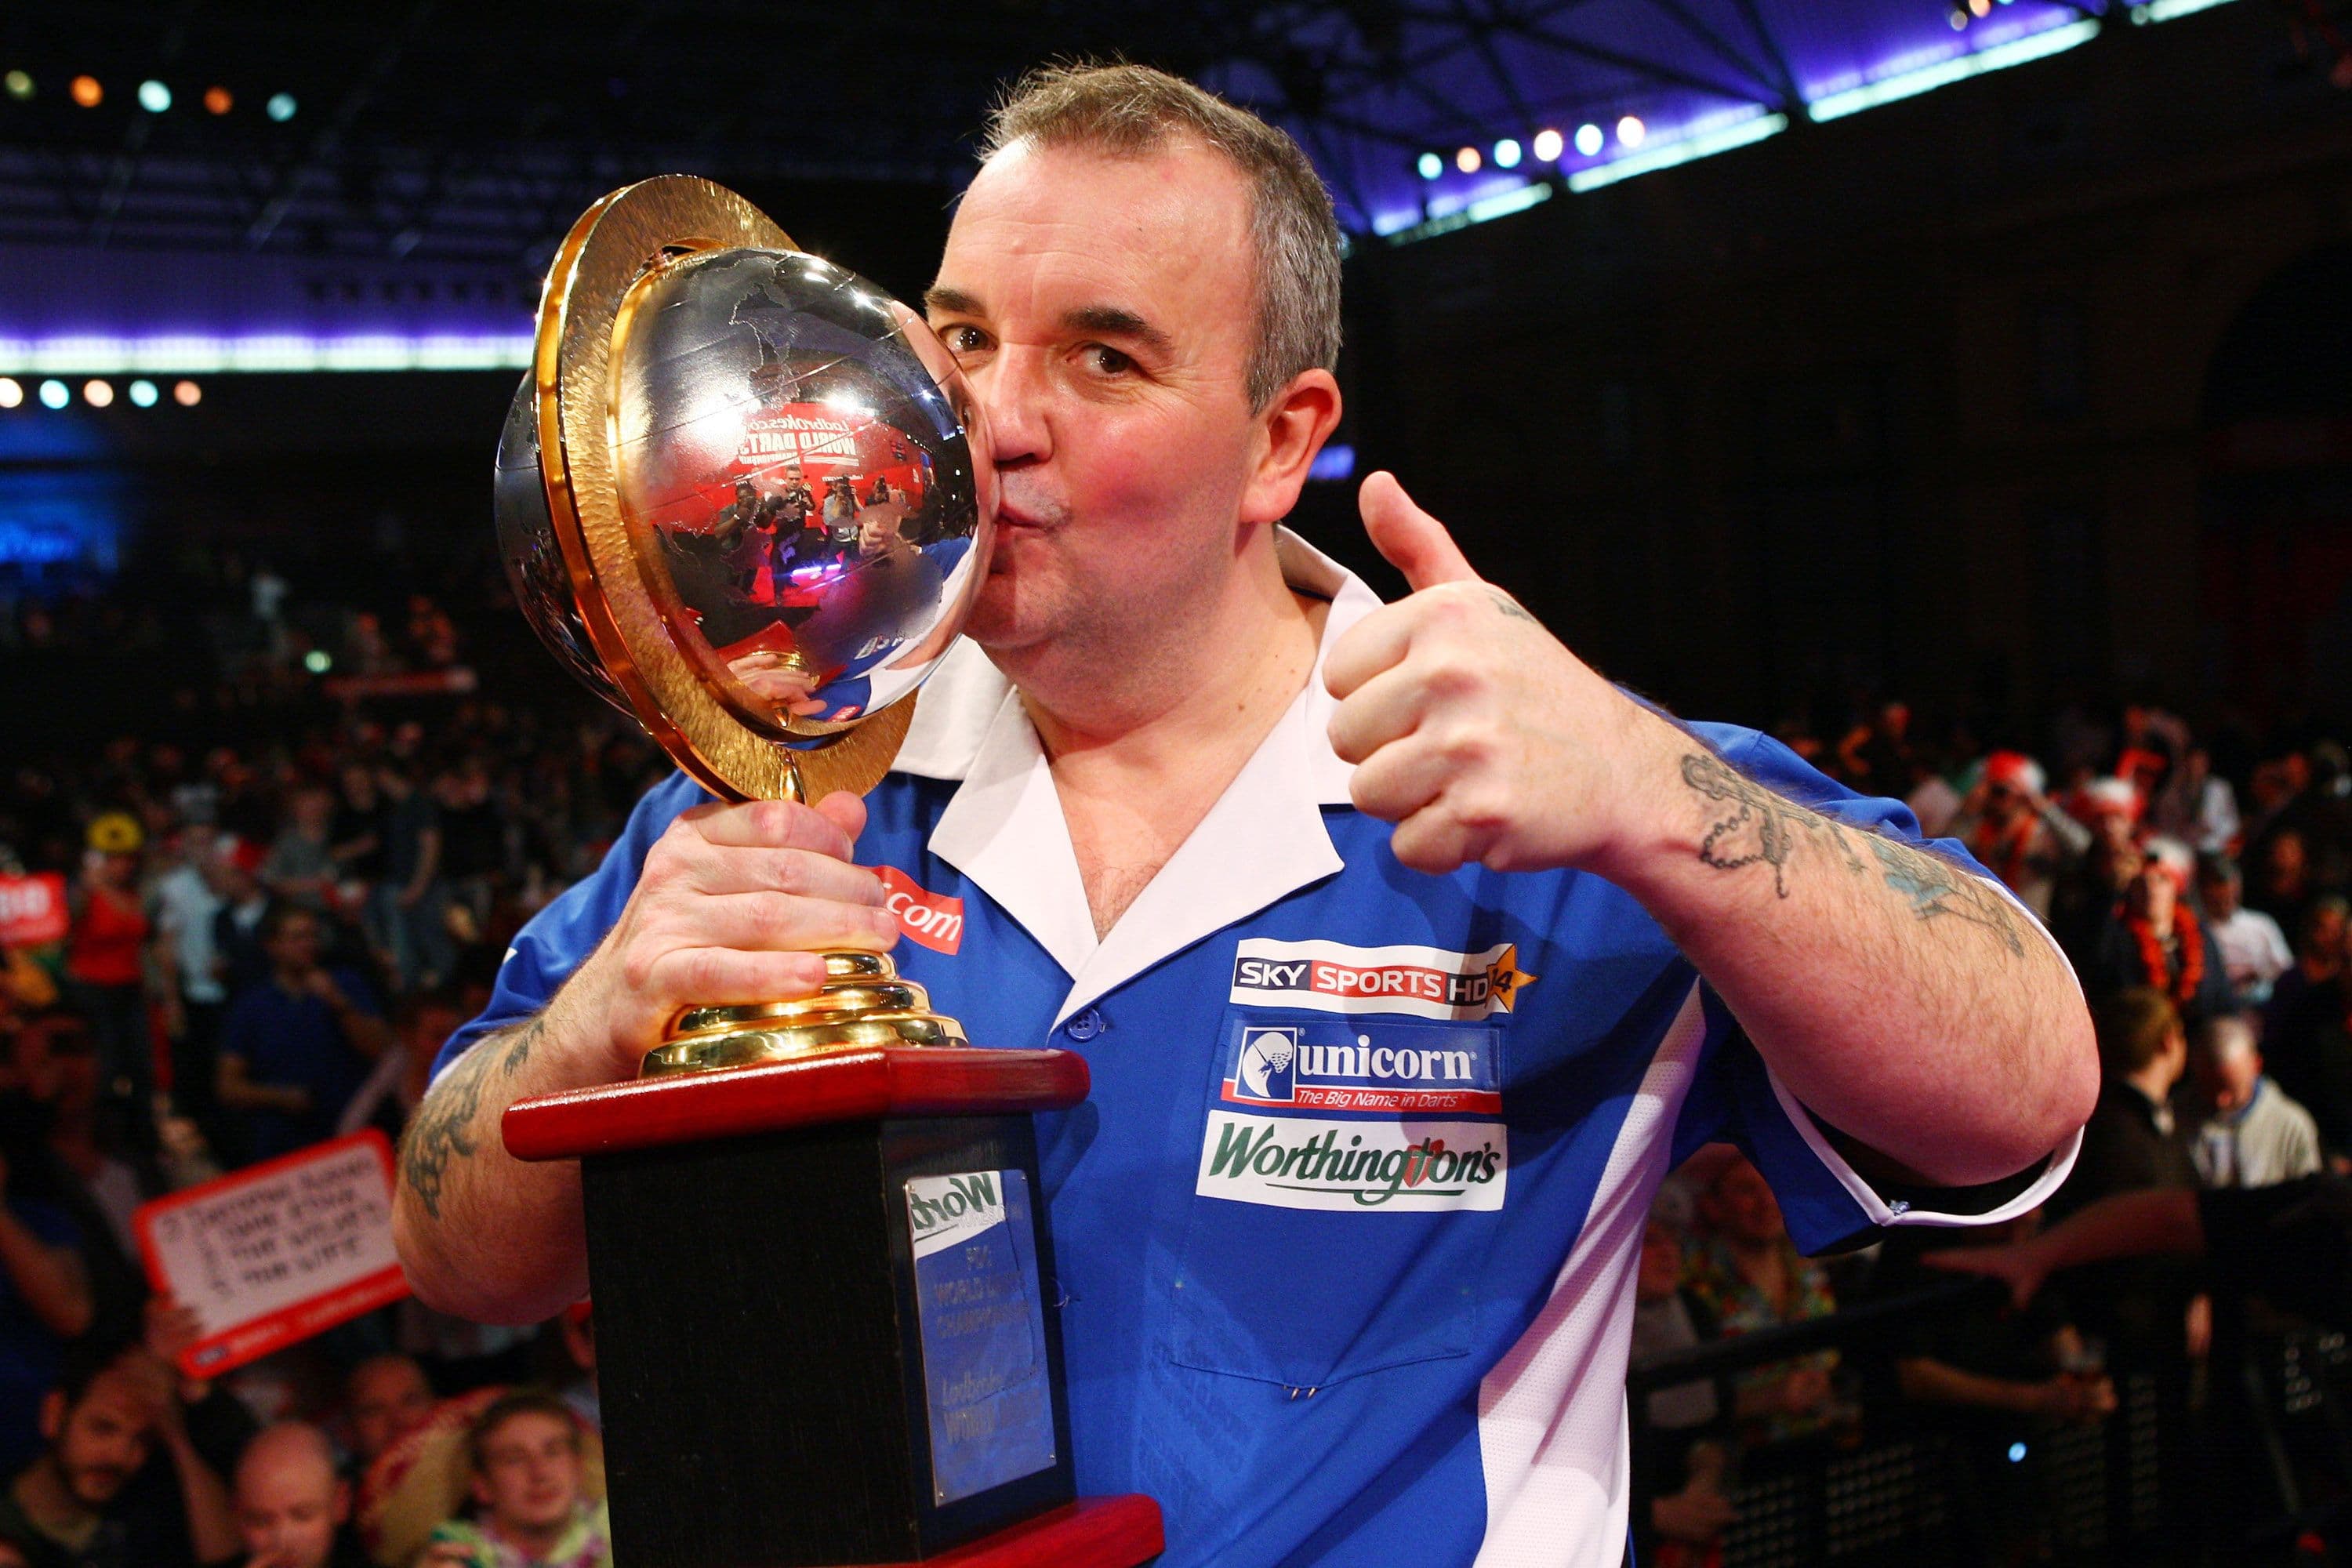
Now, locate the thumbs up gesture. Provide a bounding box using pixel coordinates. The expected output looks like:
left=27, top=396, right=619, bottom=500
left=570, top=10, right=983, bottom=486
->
left=1324, top=471, right=1676, bottom=875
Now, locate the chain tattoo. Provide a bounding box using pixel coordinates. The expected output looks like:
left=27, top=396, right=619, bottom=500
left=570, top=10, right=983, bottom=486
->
left=398, top=1014, right=545, bottom=1221
left=1679, top=752, right=2025, bottom=957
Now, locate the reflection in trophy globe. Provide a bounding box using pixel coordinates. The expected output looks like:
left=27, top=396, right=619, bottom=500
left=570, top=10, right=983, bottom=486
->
left=495, top=244, right=993, bottom=745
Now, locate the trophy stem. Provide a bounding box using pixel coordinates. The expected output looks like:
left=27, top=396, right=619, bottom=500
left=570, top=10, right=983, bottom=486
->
left=640, top=949, right=968, bottom=1076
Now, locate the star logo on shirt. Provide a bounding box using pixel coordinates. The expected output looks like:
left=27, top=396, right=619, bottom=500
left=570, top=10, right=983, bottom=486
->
left=1484, top=946, right=1537, bottom=1013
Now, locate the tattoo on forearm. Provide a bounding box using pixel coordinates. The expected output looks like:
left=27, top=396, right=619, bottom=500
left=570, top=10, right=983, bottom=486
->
left=1864, top=835, right=2026, bottom=956
left=399, top=1016, right=544, bottom=1221
left=1679, top=752, right=2024, bottom=958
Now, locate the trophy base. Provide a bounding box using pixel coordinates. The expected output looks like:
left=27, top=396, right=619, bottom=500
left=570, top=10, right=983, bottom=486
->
left=504, top=1048, right=1160, bottom=1567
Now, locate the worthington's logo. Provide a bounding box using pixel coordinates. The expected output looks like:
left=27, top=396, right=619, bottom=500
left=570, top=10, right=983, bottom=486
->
left=1229, top=938, right=1537, bottom=1022
left=1195, top=1112, right=1507, bottom=1213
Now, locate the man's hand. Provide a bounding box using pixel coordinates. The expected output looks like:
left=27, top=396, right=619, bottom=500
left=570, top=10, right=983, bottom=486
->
left=1324, top=471, right=1673, bottom=875
left=561, top=792, right=898, bottom=1080
left=1922, top=1238, right=2052, bottom=1309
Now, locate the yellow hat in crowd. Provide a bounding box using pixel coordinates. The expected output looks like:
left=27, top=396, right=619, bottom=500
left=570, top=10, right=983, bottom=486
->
left=85, top=813, right=143, bottom=855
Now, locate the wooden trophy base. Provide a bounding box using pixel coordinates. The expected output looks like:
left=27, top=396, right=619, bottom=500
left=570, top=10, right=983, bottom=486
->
left=505, top=1047, right=1163, bottom=1568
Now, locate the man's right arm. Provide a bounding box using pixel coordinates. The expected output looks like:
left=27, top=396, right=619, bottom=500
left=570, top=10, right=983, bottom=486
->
left=391, top=792, right=898, bottom=1323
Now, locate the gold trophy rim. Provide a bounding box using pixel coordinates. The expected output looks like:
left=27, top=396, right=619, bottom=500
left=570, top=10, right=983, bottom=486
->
left=524, top=175, right=965, bottom=1076
left=531, top=172, right=916, bottom=810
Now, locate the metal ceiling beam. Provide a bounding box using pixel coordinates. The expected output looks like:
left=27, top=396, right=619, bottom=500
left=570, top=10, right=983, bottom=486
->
left=1722, top=0, right=1806, bottom=111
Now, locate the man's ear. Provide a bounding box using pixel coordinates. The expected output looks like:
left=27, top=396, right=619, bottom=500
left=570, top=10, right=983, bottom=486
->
left=1240, top=368, right=1343, bottom=528
left=332, top=1479, right=351, bottom=1526
left=38, top=1390, right=64, bottom=1443
left=470, top=1472, right=493, bottom=1511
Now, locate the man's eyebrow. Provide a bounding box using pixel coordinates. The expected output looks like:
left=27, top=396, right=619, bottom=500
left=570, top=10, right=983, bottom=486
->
left=1062, top=304, right=1174, bottom=358
left=923, top=286, right=982, bottom=316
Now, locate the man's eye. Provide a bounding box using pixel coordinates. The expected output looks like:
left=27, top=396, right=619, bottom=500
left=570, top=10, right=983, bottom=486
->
left=1083, top=344, right=1134, bottom=376
left=939, top=324, right=988, bottom=354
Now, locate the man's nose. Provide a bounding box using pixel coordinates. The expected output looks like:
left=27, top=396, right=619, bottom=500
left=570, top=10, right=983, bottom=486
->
left=967, top=347, right=1051, bottom=466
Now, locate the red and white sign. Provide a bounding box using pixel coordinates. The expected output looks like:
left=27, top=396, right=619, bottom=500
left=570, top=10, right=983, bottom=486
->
left=880, top=866, right=964, bottom=955
left=0, top=873, right=67, bottom=946
left=134, top=1131, right=409, bottom=1379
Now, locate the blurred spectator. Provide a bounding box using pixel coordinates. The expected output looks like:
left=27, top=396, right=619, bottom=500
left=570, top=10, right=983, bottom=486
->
left=215, top=908, right=392, bottom=1163
left=1946, top=751, right=2088, bottom=921
left=367, top=766, right=448, bottom=996
left=2185, top=1014, right=2321, bottom=1189
left=1682, top=1156, right=1840, bottom=1445
left=2244, top=827, right=2318, bottom=943
left=0, top=1352, right=240, bottom=1568
left=231, top=1424, right=365, bottom=1568
left=61, top=822, right=153, bottom=1158
left=2090, top=840, right=2231, bottom=1022
left=149, top=826, right=231, bottom=1157
left=0, top=1142, right=94, bottom=1483
left=419, top=1393, right=608, bottom=1568
left=2194, top=853, right=2291, bottom=1011
left=1628, top=1214, right=1737, bottom=1566
left=339, top=1359, right=432, bottom=1477
left=2050, top=988, right=2200, bottom=1364
left=2262, top=895, right=2352, bottom=1167
left=263, top=793, right=338, bottom=917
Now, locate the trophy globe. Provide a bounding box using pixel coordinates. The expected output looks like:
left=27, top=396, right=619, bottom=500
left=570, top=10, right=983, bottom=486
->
left=495, top=176, right=996, bottom=1076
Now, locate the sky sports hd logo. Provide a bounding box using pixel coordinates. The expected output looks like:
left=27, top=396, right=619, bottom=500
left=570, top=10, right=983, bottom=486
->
left=1229, top=938, right=1537, bottom=1022
left=1223, top=1020, right=1502, bottom=1114
left=1195, top=1112, right=1507, bottom=1212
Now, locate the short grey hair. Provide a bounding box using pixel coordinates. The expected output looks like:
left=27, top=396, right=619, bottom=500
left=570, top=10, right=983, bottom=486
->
left=981, top=61, right=1343, bottom=412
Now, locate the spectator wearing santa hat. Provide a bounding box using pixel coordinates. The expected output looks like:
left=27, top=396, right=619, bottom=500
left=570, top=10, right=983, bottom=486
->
left=2090, top=837, right=2234, bottom=1022
left=1945, top=752, right=2089, bottom=923
left=2053, top=776, right=2147, bottom=970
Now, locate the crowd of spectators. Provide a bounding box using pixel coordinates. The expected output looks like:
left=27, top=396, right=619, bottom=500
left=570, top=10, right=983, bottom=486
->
left=0, top=564, right=643, bottom=1567
left=3, top=551, right=2350, bottom=1564
left=1633, top=700, right=2352, bottom=1563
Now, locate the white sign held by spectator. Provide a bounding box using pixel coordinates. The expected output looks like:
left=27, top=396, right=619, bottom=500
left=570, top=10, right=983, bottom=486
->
left=134, top=1131, right=410, bottom=1377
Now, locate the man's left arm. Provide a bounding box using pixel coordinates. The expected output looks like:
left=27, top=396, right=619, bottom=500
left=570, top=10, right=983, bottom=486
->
left=1326, top=473, right=2097, bottom=1188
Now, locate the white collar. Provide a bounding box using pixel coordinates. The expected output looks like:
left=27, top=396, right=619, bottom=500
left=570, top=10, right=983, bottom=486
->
left=891, top=528, right=1379, bottom=1022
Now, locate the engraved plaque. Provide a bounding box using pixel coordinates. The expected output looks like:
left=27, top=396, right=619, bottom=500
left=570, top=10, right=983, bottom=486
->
left=904, top=1169, right=1058, bottom=1505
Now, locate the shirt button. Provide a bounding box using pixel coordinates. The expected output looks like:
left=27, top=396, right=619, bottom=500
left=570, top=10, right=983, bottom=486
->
left=1065, top=1007, right=1105, bottom=1042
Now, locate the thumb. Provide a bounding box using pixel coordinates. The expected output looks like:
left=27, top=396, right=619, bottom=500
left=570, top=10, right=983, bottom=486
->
left=810, top=790, right=869, bottom=853
left=1359, top=470, right=1479, bottom=593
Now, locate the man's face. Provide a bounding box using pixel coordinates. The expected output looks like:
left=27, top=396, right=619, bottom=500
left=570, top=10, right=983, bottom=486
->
left=2194, top=1043, right=2261, bottom=1112
left=2199, top=873, right=2239, bottom=920
left=266, top=915, right=323, bottom=973
left=1636, top=1221, right=1682, bottom=1303
left=2130, top=865, right=2176, bottom=925
left=472, top=1412, right=582, bottom=1536
left=236, top=1455, right=347, bottom=1568
left=1704, top=1160, right=1784, bottom=1247
left=48, top=1377, right=152, bottom=1509
left=927, top=138, right=1268, bottom=661
left=345, top=1359, right=433, bottom=1463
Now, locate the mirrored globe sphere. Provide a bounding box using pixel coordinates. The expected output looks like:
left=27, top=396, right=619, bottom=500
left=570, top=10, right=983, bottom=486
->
left=496, top=245, right=993, bottom=738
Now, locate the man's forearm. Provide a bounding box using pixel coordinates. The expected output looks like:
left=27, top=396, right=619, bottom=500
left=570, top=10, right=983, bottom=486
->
left=1601, top=736, right=2097, bottom=1186
left=161, top=1426, right=240, bottom=1566
left=393, top=997, right=604, bottom=1323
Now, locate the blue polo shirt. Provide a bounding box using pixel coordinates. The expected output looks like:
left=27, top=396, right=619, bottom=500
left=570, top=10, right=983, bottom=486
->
left=437, top=535, right=2078, bottom=1568
left=222, top=969, right=379, bottom=1160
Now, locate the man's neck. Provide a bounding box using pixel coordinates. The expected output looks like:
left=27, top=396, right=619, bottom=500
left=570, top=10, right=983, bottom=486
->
left=2123, top=1069, right=2176, bottom=1110
left=488, top=1507, right=572, bottom=1561
left=1001, top=532, right=1326, bottom=937
left=15, top=1457, right=96, bottom=1539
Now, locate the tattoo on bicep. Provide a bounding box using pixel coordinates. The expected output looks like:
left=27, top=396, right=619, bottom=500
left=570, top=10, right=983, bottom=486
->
left=399, top=1018, right=537, bottom=1221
